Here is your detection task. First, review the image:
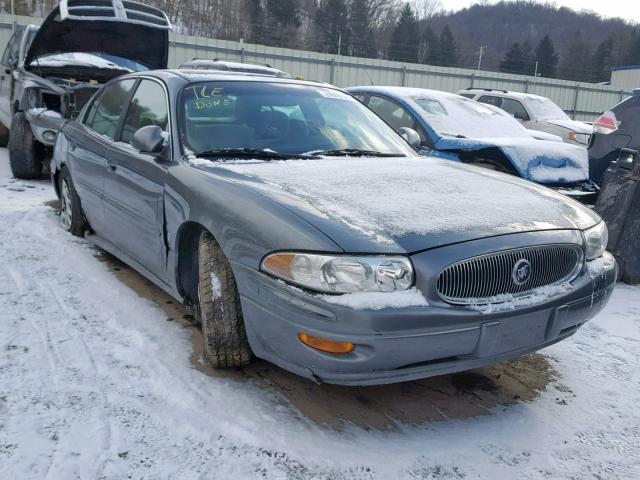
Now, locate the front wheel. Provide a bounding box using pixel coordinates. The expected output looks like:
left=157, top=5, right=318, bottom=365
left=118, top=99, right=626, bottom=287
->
left=8, top=112, right=43, bottom=179
left=58, top=166, right=88, bottom=237
left=197, top=231, right=252, bottom=368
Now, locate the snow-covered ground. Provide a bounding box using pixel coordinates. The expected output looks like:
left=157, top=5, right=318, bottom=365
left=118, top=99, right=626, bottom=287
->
left=0, top=149, right=638, bottom=479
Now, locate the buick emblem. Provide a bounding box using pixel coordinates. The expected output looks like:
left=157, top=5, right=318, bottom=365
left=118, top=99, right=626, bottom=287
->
left=512, top=259, right=531, bottom=285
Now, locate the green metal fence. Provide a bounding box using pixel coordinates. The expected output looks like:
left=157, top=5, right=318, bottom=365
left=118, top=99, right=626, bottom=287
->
left=0, top=13, right=631, bottom=121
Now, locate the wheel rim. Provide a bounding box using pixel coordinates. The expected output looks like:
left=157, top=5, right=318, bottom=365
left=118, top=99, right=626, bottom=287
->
left=60, top=179, right=73, bottom=230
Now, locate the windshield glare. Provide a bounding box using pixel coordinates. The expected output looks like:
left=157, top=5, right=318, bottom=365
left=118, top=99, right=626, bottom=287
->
left=412, top=95, right=530, bottom=139
left=180, top=82, right=415, bottom=157
left=524, top=96, right=569, bottom=120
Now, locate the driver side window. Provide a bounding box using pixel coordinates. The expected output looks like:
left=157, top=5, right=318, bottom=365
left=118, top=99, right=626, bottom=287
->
left=83, top=79, right=136, bottom=139
left=1, top=29, right=21, bottom=66
left=121, top=79, right=168, bottom=144
left=500, top=98, right=530, bottom=121
left=367, top=95, right=428, bottom=146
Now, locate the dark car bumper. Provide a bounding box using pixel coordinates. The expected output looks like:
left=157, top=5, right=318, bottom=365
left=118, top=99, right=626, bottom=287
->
left=548, top=180, right=600, bottom=204
left=233, top=253, right=617, bottom=386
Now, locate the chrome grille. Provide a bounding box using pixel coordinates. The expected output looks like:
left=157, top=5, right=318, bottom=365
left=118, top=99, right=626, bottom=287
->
left=436, top=244, right=583, bottom=305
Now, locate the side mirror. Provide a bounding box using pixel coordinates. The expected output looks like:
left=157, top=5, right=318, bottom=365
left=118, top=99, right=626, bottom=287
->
left=616, top=148, right=639, bottom=172
left=132, top=125, right=166, bottom=156
left=513, top=111, right=529, bottom=121
left=397, top=127, right=421, bottom=148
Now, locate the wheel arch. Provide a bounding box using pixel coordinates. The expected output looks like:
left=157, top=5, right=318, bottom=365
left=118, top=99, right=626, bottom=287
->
left=457, top=147, right=520, bottom=176
left=174, top=220, right=208, bottom=308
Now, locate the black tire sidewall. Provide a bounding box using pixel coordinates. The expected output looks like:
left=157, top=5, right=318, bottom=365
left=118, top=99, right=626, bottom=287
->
left=59, top=166, right=87, bottom=237
left=9, top=112, right=42, bottom=179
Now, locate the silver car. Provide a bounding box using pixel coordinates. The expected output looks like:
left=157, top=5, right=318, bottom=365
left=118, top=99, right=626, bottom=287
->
left=52, top=70, right=616, bottom=385
left=460, top=88, right=592, bottom=147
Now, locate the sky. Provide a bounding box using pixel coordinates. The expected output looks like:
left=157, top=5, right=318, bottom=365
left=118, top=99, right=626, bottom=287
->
left=440, top=0, right=640, bottom=23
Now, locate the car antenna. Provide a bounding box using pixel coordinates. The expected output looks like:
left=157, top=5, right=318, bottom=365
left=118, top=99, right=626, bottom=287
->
left=365, top=69, right=375, bottom=86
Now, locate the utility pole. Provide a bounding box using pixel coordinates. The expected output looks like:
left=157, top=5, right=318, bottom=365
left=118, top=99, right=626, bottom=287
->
left=11, top=0, right=15, bottom=32
left=476, top=45, right=486, bottom=70
left=533, top=60, right=539, bottom=78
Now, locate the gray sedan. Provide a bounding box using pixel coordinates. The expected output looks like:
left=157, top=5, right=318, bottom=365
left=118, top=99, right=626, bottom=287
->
left=51, top=70, right=617, bottom=385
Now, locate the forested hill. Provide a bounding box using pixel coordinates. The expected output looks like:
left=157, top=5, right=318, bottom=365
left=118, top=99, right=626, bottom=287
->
left=5, top=0, right=640, bottom=84
left=430, top=1, right=640, bottom=82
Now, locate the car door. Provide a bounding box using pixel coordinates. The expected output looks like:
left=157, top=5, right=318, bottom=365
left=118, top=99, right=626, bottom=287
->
left=67, top=78, right=137, bottom=235
left=102, top=78, right=170, bottom=278
left=366, top=94, right=431, bottom=148
left=0, top=28, right=22, bottom=128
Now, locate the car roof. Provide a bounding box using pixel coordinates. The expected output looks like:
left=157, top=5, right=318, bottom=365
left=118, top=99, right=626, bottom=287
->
left=462, top=88, right=549, bottom=102
left=179, top=59, right=291, bottom=77
left=347, top=86, right=462, bottom=100
left=126, top=69, right=335, bottom=89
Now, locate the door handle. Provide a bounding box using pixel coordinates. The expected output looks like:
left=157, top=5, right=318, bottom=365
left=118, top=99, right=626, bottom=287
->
left=107, top=161, right=117, bottom=172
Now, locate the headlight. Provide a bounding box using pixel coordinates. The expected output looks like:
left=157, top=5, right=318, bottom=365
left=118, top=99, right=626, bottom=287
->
left=584, top=222, right=608, bottom=260
left=261, top=252, right=414, bottom=293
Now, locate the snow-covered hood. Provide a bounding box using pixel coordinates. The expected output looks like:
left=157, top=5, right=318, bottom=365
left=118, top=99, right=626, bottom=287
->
left=196, top=156, right=600, bottom=253
left=543, top=118, right=592, bottom=134
left=25, top=3, right=170, bottom=72
left=435, top=136, right=589, bottom=184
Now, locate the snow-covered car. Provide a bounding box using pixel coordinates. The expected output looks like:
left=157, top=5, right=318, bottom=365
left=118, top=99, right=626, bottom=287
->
left=347, top=86, right=598, bottom=202
left=51, top=70, right=616, bottom=385
left=460, top=88, right=592, bottom=147
left=0, top=0, right=171, bottom=179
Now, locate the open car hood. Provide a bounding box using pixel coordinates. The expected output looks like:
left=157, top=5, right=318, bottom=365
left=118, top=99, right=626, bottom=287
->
left=25, top=0, right=171, bottom=72
left=434, top=136, right=589, bottom=185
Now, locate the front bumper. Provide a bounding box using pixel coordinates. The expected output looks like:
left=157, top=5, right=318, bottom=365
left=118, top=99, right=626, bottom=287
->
left=25, top=108, right=65, bottom=146
left=234, top=251, right=617, bottom=386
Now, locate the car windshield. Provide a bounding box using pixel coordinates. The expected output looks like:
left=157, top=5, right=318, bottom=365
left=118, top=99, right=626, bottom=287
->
left=524, top=96, right=570, bottom=121
left=179, top=82, right=415, bottom=157
left=411, top=95, right=530, bottom=139
left=30, top=52, right=148, bottom=72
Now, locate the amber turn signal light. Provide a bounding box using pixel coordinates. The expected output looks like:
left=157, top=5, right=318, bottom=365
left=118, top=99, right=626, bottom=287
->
left=298, top=333, right=354, bottom=354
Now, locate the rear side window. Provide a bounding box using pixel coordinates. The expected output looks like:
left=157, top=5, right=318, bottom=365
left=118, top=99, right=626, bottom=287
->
left=121, top=79, right=168, bottom=144
left=84, top=79, right=136, bottom=139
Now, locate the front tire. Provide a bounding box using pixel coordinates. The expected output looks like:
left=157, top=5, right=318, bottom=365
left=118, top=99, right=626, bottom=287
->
left=197, top=231, right=252, bottom=368
left=58, top=166, right=88, bottom=237
left=9, top=112, right=43, bottom=179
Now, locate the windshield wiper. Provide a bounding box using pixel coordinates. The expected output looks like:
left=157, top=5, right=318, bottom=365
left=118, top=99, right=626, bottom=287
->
left=192, top=148, right=318, bottom=161
left=309, top=148, right=405, bottom=157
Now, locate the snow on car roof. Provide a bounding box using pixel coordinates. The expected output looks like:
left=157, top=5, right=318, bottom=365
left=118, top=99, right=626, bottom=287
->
left=463, top=89, right=550, bottom=102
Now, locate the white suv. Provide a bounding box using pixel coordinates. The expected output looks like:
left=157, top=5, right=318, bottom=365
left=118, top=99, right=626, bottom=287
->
left=459, top=88, right=591, bottom=147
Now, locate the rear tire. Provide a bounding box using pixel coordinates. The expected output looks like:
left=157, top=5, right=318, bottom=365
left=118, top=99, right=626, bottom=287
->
left=9, top=112, right=43, bottom=179
left=58, top=166, right=88, bottom=237
left=197, top=231, right=252, bottom=368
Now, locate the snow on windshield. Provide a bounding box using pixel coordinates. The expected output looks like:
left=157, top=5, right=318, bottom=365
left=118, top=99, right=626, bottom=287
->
left=30, top=52, right=146, bottom=72
left=524, top=96, right=570, bottom=121
left=411, top=95, right=531, bottom=139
